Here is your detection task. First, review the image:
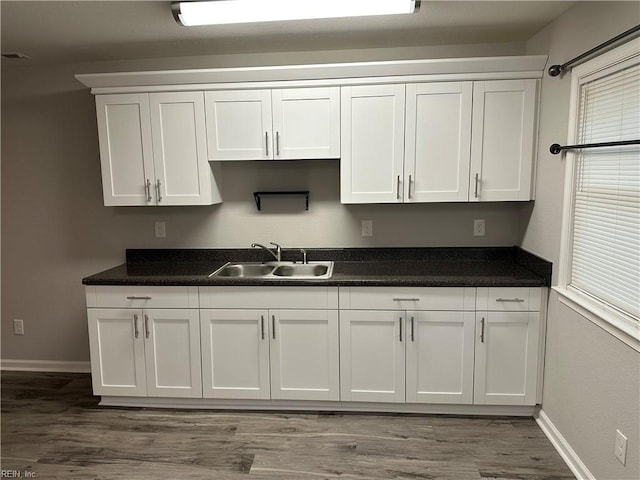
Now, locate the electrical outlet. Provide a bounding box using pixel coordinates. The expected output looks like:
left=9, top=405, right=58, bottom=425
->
left=474, top=219, right=485, bottom=236
left=615, top=429, right=628, bottom=465
left=13, top=319, right=24, bottom=336
left=154, top=221, right=166, bottom=238
left=362, top=220, right=373, bottom=237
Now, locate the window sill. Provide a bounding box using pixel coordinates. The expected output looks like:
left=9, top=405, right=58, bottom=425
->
left=552, top=286, right=640, bottom=352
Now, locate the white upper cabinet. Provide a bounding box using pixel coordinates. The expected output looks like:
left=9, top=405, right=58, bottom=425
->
left=340, top=84, right=406, bottom=203
left=96, top=94, right=155, bottom=206
left=470, top=79, right=537, bottom=201
left=404, top=82, right=473, bottom=202
left=342, top=79, right=538, bottom=204
left=95, top=92, right=222, bottom=206
left=205, top=87, right=340, bottom=161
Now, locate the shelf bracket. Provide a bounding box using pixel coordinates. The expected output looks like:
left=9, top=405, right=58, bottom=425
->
left=253, top=191, right=310, bottom=211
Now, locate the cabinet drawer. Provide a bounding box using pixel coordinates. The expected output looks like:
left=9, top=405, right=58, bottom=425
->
left=199, top=286, right=339, bottom=309
left=476, top=287, right=541, bottom=311
left=85, top=286, right=199, bottom=309
left=339, top=287, right=475, bottom=311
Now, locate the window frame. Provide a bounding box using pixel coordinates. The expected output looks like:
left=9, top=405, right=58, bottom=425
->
left=555, top=38, right=640, bottom=352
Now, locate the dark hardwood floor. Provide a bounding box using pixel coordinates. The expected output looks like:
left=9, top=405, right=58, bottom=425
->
left=1, top=371, right=574, bottom=479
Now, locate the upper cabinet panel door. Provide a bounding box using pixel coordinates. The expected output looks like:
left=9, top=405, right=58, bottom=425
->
left=271, top=87, right=340, bottom=160
left=205, top=90, right=273, bottom=160
left=470, top=79, right=537, bottom=201
left=95, top=94, right=155, bottom=206
left=341, top=85, right=406, bottom=203
left=149, top=92, right=215, bottom=205
left=405, top=83, right=472, bottom=202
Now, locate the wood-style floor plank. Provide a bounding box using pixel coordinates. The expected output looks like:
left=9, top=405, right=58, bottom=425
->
left=1, top=372, right=575, bottom=479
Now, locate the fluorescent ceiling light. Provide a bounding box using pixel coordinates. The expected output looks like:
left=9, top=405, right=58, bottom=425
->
left=172, top=0, right=420, bottom=27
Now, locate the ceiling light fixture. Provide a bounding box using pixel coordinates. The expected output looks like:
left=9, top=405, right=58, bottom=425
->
left=172, top=0, right=420, bottom=27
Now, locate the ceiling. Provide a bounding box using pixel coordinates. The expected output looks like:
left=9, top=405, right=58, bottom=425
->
left=1, top=1, right=575, bottom=66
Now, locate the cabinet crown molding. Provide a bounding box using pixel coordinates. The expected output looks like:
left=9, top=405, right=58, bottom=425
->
left=76, top=55, right=548, bottom=94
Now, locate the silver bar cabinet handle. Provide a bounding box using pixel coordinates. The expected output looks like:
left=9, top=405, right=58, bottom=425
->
left=272, top=315, right=276, bottom=340
left=260, top=315, right=265, bottom=340
left=408, top=174, right=413, bottom=199
left=133, top=314, right=139, bottom=339
left=276, top=131, right=280, bottom=157
left=127, top=296, right=152, bottom=300
left=145, top=179, right=152, bottom=202
left=399, top=317, right=403, bottom=342
left=396, top=175, right=401, bottom=200
left=156, top=179, right=162, bottom=202
left=474, top=173, right=479, bottom=198
left=144, top=314, right=150, bottom=339
left=265, top=132, right=269, bottom=156
left=393, top=297, right=420, bottom=302
left=411, top=316, right=415, bottom=342
left=496, top=298, right=525, bottom=303
left=480, top=317, right=485, bottom=343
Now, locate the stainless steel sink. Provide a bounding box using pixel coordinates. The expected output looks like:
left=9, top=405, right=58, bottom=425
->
left=272, top=264, right=330, bottom=277
left=213, top=263, right=275, bottom=278
left=210, top=261, right=333, bottom=279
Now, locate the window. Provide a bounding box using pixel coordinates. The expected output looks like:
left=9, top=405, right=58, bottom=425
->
left=558, top=39, right=640, bottom=347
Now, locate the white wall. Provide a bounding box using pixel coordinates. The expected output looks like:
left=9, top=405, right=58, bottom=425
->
left=1, top=42, right=526, bottom=363
left=523, top=2, right=640, bottom=479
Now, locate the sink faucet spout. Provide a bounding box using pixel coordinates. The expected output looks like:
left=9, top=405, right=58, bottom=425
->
left=251, top=242, right=281, bottom=262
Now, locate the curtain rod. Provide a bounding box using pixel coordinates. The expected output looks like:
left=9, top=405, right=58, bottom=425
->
left=548, top=24, right=640, bottom=77
left=550, top=140, right=640, bottom=155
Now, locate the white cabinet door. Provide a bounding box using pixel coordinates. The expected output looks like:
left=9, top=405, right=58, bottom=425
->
left=205, top=90, right=273, bottom=160
left=271, top=87, right=340, bottom=160
left=340, top=310, right=405, bottom=402
left=95, top=94, right=155, bottom=206
left=149, top=92, right=220, bottom=205
left=470, top=79, right=537, bottom=201
left=143, top=309, right=202, bottom=398
left=405, top=83, right=472, bottom=202
left=270, top=310, right=339, bottom=401
left=406, top=311, right=475, bottom=404
left=87, top=309, right=147, bottom=396
left=200, top=309, right=270, bottom=400
left=341, top=85, right=406, bottom=203
left=474, top=311, right=540, bottom=405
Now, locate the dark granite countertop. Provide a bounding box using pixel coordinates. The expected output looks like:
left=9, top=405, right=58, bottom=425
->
left=82, top=247, right=551, bottom=288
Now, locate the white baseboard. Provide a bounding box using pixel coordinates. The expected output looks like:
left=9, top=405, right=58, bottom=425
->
left=1, top=359, right=91, bottom=373
left=536, top=409, right=596, bottom=480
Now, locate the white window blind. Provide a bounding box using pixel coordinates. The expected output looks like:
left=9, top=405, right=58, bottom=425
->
left=570, top=62, right=640, bottom=321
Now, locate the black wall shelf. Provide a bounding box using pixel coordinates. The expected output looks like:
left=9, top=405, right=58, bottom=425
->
left=253, top=191, right=310, bottom=211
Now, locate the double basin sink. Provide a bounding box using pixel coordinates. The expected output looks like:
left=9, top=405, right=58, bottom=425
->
left=210, top=261, right=334, bottom=280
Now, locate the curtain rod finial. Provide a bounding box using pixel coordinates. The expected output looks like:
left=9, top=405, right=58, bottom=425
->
left=550, top=143, right=563, bottom=155
left=548, top=65, right=563, bottom=77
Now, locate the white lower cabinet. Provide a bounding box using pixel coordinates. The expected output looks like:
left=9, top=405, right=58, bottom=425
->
left=86, top=284, right=545, bottom=410
left=473, top=287, right=542, bottom=406
left=199, top=287, right=340, bottom=401
left=86, top=286, right=202, bottom=398
left=339, top=287, right=477, bottom=405
left=87, top=307, right=202, bottom=398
